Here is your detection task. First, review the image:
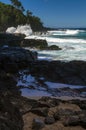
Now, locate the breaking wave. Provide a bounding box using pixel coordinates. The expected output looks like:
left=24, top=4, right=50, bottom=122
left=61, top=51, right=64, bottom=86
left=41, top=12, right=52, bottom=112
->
left=26, top=35, right=86, bottom=44
left=48, top=29, right=84, bottom=36
left=6, top=24, right=33, bottom=36
left=5, top=25, right=86, bottom=61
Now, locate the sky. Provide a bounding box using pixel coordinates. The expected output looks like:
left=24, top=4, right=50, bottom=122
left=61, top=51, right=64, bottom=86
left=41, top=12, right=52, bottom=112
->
left=1, top=0, right=86, bottom=28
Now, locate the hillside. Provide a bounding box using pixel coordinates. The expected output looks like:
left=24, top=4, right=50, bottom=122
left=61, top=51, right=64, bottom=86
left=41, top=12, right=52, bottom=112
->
left=0, top=1, right=45, bottom=32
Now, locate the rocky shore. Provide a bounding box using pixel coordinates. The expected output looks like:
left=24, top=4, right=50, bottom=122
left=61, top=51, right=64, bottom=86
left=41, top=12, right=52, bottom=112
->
left=0, top=45, right=86, bottom=86
left=0, top=75, right=86, bottom=130
left=29, top=60, right=86, bottom=86
left=0, top=33, right=61, bottom=50
left=0, top=33, right=86, bottom=130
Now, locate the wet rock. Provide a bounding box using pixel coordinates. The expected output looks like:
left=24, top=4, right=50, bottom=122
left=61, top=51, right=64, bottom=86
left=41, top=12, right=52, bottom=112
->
left=32, top=118, right=45, bottom=130
left=0, top=33, right=24, bottom=47
left=78, top=101, right=86, bottom=110
left=47, top=45, right=61, bottom=50
left=0, top=47, right=37, bottom=72
left=44, top=116, right=55, bottom=124
left=63, top=116, right=80, bottom=126
left=22, top=39, right=48, bottom=50
left=30, top=60, right=86, bottom=86
left=0, top=47, right=37, bottom=62
left=0, top=94, right=23, bottom=130
left=39, top=97, right=60, bottom=107
left=69, top=100, right=86, bottom=110
left=57, top=108, right=80, bottom=117
left=54, top=112, right=60, bottom=121
left=80, top=115, right=86, bottom=128
left=30, top=107, right=49, bottom=117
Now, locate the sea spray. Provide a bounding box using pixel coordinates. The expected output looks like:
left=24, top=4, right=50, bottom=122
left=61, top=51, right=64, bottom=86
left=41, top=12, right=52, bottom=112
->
left=28, top=29, right=86, bottom=61
left=6, top=26, right=86, bottom=61
left=48, top=29, right=85, bottom=36
left=6, top=24, right=33, bottom=36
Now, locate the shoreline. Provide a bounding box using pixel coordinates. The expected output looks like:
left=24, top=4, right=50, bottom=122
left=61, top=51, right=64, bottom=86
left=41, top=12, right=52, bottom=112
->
left=0, top=34, right=86, bottom=130
left=23, top=95, right=86, bottom=101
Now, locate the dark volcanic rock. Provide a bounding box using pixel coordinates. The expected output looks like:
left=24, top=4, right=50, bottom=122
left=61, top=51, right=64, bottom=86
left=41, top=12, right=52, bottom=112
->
left=80, top=115, right=86, bottom=128
left=0, top=47, right=37, bottom=72
left=44, top=116, right=55, bottom=124
left=69, top=100, right=86, bottom=110
left=32, top=118, right=45, bottom=130
left=39, top=97, right=60, bottom=107
left=22, top=39, right=48, bottom=50
left=30, top=60, right=86, bottom=86
left=0, top=33, right=25, bottom=47
left=22, top=39, right=62, bottom=50
left=0, top=94, right=23, bottom=130
left=0, top=73, right=23, bottom=130
left=30, top=107, right=49, bottom=117
left=63, top=116, right=80, bottom=126
left=47, top=45, right=61, bottom=50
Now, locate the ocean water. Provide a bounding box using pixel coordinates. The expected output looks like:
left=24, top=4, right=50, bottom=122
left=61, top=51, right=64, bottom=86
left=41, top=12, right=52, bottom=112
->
left=6, top=26, right=86, bottom=61
left=36, top=29, right=86, bottom=61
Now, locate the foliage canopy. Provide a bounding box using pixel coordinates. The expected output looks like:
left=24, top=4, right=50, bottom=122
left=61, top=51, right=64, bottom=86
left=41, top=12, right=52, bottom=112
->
left=0, top=1, right=45, bottom=31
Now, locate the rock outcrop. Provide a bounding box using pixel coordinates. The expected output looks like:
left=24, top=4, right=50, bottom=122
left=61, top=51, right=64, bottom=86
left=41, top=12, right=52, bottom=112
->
left=22, top=97, right=86, bottom=130
left=29, top=60, right=86, bottom=86
left=0, top=63, right=86, bottom=130
left=0, top=72, right=23, bottom=130
left=22, top=39, right=61, bottom=50
left=21, top=39, right=48, bottom=50
left=0, top=46, right=37, bottom=73
left=0, top=33, right=61, bottom=50
left=0, top=33, right=86, bottom=130
left=47, top=45, right=61, bottom=50
left=0, top=33, right=25, bottom=47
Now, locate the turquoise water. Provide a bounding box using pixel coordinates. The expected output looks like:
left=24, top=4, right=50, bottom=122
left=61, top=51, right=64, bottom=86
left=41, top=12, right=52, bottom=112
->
left=38, top=29, right=86, bottom=61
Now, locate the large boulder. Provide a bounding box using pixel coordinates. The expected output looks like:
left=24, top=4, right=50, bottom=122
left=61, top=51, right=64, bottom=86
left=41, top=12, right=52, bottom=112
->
left=0, top=33, right=25, bottom=47
left=0, top=47, right=37, bottom=72
left=47, top=45, right=61, bottom=50
left=0, top=94, right=23, bottom=130
left=21, top=39, right=48, bottom=50
left=0, top=72, right=23, bottom=130
left=30, top=60, right=86, bottom=86
left=32, top=118, right=45, bottom=130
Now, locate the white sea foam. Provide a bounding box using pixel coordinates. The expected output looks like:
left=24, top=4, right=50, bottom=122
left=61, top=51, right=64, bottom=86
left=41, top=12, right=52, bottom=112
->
left=21, top=88, right=51, bottom=97
left=25, top=35, right=86, bottom=44
left=6, top=24, right=32, bottom=36
left=25, top=34, right=86, bottom=61
left=17, top=74, right=36, bottom=87
left=46, top=37, right=86, bottom=44
left=48, top=29, right=84, bottom=36
left=17, top=73, right=85, bottom=89
left=6, top=27, right=16, bottom=33
left=17, top=73, right=86, bottom=97
left=45, top=81, right=84, bottom=89
left=6, top=26, right=86, bottom=61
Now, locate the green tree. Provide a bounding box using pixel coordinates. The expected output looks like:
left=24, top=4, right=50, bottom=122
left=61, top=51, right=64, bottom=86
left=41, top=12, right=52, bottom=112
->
left=0, top=1, right=45, bottom=31
left=10, top=0, right=25, bottom=12
left=26, top=10, right=33, bottom=17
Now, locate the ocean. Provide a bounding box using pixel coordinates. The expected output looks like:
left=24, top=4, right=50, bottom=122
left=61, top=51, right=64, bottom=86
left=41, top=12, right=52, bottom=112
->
left=6, top=26, right=86, bottom=61
left=36, top=29, right=86, bottom=61
left=6, top=25, right=86, bottom=97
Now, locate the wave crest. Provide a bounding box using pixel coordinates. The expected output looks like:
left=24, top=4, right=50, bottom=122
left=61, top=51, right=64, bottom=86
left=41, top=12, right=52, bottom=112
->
left=6, top=25, right=33, bottom=36
left=48, top=29, right=84, bottom=36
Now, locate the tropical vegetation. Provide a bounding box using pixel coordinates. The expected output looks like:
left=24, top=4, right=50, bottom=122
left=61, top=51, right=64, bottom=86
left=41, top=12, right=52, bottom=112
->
left=0, top=0, right=45, bottom=31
